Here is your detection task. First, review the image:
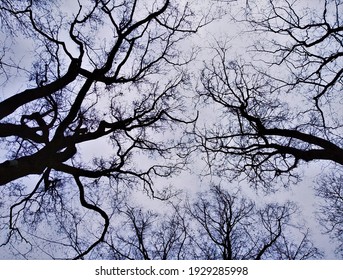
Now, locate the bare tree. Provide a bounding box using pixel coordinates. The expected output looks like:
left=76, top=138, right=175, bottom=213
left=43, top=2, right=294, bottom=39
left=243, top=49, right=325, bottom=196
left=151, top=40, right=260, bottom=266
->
left=186, top=185, right=322, bottom=259
left=194, top=0, right=342, bottom=256
left=88, top=185, right=321, bottom=260
left=195, top=0, right=343, bottom=190
left=95, top=202, right=189, bottom=260
left=315, top=170, right=343, bottom=257
left=0, top=0, right=210, bottom=259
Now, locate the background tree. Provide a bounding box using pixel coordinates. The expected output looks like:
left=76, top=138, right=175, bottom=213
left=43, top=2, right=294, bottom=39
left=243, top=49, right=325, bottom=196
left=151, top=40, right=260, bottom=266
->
left=186, top=185, right=321, bottom=260
left=0, top=0, right=209, bottom=259
left=88, top=185, right=321, bottom=260
left=96, top=202, right=189, bottom=260
left=315, top=170, right=343, bottom=257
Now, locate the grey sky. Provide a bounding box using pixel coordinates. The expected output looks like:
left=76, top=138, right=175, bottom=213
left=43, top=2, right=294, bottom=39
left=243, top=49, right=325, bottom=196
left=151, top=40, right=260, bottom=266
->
left=0, top=0, right=341, bottom=259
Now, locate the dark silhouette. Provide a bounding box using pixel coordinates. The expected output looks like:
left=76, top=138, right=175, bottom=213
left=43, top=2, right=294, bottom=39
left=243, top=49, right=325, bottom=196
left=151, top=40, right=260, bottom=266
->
left=0, top=0, right=207, bottom=259
left=91, top=185, right=322, bottom=260
left=0, top=0, right=340, bottom=259
left=194, top=0, right=342, bottom=254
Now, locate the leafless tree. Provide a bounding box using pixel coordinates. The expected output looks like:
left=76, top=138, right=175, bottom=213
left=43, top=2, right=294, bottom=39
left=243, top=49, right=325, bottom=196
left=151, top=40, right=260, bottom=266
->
left=0, top=0, right=210, bottom=259
left=186, top=185, right=322, bottom=259
left=196, top=0, right=342, bottom=189
left=88, top=185, right=320, bottom=260
left=315, top=170, right=343, bottom=257
left=194, top=0, right=342, bottom=256
left=94, top=202, right=189, bottom=260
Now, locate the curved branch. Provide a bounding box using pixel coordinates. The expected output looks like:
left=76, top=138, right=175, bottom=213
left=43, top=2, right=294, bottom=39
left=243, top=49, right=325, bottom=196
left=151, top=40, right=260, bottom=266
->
left=73, top=176, right=109, bottom=259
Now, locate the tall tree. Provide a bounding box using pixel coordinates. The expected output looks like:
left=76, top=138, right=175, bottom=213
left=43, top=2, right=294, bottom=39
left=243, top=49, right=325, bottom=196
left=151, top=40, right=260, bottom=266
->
left=195, top=0, right=342, bottom=255
left=0, top=0, right=208, bottom=259
left=196, top=0, right=343, bottom=189
left=90, top=185, right=321, bottom=260
left=315, top=170, right=343, bottom=257
left=98, top=202, right=189, bottom=260
left=186, top=185, right=321, bottom=260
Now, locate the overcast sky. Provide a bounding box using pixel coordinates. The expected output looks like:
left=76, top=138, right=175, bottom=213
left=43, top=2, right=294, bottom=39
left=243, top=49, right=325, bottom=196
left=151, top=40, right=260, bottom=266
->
left=0, top=0, right=341, bottom=259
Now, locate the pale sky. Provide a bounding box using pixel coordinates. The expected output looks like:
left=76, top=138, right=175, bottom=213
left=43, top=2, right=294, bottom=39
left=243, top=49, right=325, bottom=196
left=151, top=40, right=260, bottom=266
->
left=0, top=0, right=341, bottom=259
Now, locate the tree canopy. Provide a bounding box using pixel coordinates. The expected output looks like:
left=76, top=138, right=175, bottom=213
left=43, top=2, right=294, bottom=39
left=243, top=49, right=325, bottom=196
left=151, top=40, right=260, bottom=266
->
left=0, top=0, right=208, bottom=259
left=0, top=0, right=342, bottom=259
left=196, top=0, right=343, bottom=189
left=195, top=0, right=343, bottom=256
